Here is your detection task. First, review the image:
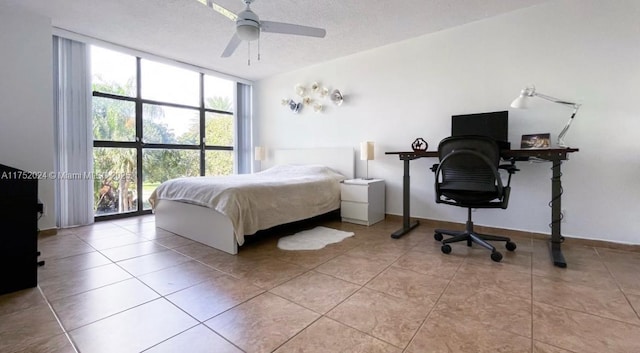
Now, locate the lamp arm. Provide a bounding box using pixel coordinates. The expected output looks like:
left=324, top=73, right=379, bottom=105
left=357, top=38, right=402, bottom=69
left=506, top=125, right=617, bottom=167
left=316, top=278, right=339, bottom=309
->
left=530, top=91, right=581, bottom=148
left=533, top=92, right=579, bottom=107
left=556, top=104, right=581, bottom=148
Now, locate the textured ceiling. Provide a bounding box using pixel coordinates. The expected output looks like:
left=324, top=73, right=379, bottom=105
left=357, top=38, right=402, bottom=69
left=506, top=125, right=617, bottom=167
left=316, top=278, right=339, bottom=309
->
left=8, top=0, right=548, bottom=81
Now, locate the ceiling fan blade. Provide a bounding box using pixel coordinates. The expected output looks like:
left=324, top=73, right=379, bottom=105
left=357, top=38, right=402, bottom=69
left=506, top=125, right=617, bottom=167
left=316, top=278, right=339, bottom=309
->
left=261, top=21, right=326, bottom=38
left=205, top=0, right=238, bottom=21
left=221, top=33, right=242, bottom=58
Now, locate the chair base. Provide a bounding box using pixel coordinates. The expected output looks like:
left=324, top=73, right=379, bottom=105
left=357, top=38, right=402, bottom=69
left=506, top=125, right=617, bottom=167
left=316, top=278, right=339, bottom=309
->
left=434, top=210, right=516, bottom=262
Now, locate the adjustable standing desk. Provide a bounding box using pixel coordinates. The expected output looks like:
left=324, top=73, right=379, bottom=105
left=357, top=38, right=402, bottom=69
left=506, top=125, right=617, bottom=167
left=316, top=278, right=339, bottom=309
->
left=386, top=148, right=579, bottom=268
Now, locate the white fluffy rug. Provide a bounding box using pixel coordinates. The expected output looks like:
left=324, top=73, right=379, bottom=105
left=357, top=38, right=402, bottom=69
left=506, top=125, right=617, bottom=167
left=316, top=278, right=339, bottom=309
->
left=277, top=226, right=355, bottom=251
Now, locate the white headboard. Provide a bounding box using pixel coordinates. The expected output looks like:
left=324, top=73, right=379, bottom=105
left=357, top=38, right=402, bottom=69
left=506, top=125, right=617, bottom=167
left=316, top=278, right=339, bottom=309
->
left=272, top=147, right=355, bottom=179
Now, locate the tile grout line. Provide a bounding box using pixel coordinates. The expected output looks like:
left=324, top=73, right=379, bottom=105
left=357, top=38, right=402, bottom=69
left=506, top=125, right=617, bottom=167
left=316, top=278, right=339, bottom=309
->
left=401, top=254, right=466, bottom=352
left=595, top=247, right=640, bottom=323
left=36, top=285, right=80, bottom=353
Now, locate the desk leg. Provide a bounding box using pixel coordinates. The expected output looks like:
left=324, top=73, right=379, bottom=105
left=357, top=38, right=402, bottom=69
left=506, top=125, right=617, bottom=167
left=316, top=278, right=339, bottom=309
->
left=391, top=158, right=419, bottom=238
left=550, top=158, right=567, bottom=268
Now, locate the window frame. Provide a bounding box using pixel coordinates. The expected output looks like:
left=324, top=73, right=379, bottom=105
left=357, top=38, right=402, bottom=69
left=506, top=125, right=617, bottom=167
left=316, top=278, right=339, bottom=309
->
left=92, top=53, right=236, bottom=221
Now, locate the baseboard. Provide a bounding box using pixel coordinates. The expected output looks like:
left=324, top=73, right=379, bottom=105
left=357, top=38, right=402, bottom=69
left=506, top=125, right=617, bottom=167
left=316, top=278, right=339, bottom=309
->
left=383, top=214, right=640, bottom=252
left=38, top=228, right=57, bottom=236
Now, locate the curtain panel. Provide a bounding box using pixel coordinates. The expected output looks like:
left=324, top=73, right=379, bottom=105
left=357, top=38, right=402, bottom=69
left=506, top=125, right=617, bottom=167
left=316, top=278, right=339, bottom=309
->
left=236, top=82, right=253, bottom=174
left=53, top=36, right=94, bottom=227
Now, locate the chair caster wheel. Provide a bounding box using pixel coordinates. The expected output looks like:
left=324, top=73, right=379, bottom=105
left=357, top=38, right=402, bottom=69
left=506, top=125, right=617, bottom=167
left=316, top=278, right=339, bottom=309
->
left=441, top=244, right=452, bottom=254
left=506, top=241, right=517, bottom=251
left=491, top=251, right=503, bottom=262
left=434, top=233, right=443, bottom=241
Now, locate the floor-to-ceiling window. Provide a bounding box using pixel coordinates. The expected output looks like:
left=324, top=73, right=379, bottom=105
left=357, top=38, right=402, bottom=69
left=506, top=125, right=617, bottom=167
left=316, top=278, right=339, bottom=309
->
left=91, top=46, right=236, bottom=219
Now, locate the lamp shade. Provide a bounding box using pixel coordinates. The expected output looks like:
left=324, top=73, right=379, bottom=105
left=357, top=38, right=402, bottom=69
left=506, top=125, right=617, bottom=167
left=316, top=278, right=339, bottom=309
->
left=511, top=86, right=536, bottom=109
left=254, top=146, right=266, bottom=161
left=510, top=95, right=529, bottom=109
left=360, top=141, right=374, bottom=161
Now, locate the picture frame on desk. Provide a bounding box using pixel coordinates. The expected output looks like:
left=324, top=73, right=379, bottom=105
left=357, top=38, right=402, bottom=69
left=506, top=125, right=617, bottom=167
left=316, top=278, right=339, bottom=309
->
left=521, top=133, right=551, bottom=149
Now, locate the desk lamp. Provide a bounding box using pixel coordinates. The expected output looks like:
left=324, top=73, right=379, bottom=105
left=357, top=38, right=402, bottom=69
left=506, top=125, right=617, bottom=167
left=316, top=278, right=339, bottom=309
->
left=360, top=141, right=374, bottom=179
left=510, top=86, right=581, bottom=148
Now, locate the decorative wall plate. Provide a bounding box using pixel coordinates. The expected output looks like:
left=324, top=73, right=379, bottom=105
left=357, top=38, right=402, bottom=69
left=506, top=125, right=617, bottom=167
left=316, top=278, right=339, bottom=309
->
left=295, top=84, right=306, bottom=97
left=289, top=100, right=302, bottom=113
left=330, top=89, right=343, bottom=106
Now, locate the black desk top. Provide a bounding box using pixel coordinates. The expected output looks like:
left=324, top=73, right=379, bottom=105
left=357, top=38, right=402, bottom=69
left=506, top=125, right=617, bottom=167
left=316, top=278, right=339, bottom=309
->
left=386, top=148, right=579, bottom=161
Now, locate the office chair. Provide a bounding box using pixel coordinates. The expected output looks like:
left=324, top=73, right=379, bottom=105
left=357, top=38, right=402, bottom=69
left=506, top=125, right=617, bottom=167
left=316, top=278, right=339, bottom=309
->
left=431, top=135, right=518, bottom=262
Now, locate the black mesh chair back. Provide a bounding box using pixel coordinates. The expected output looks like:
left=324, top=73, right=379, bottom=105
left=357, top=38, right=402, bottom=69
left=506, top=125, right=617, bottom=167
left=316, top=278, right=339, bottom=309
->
left=431, top=135, right=518, bottom=262
left=435, top=135, right=507, bottom=208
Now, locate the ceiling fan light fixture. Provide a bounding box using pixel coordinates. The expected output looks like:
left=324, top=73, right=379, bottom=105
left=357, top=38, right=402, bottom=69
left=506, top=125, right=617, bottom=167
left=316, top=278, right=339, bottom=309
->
left=235, top=6, right=260, bottom=41
left=236, top=21, right=260, bottom=41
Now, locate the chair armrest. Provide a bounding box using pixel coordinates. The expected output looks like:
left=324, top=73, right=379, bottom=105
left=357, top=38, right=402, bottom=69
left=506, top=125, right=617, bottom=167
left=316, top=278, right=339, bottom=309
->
left=498, top=164, right=519, bottom=174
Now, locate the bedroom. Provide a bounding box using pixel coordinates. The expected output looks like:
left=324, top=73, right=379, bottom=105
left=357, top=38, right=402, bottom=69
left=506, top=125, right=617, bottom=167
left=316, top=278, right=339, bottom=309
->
left=1, top=0, right=640, bottom=352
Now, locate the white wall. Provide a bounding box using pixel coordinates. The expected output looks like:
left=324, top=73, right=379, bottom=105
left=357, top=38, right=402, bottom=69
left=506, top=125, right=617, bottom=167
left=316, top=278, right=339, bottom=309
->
left=255, top=0, right=640, bottom=244
left=0, top=3, right=56, bottom=230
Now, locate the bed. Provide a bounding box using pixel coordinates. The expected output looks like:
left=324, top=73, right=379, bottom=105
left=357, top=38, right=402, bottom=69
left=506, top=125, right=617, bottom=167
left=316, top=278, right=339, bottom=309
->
left=149, top=147, right=354, bottom=254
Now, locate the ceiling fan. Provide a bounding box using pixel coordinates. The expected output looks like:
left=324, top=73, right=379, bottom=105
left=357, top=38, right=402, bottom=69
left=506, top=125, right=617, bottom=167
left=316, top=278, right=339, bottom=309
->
left=204, top=0, right=326, bottom=60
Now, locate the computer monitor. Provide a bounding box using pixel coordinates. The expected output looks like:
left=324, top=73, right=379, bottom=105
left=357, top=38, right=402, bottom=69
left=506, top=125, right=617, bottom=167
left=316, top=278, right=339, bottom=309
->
left=451, top=110, right=510, bottom=149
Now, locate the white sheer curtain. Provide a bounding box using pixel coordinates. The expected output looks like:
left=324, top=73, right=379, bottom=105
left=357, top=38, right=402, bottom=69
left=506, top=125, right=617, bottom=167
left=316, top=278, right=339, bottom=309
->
left=236, top=82, right=253, bottom=174
left=53, top=36, right=94, bottom=227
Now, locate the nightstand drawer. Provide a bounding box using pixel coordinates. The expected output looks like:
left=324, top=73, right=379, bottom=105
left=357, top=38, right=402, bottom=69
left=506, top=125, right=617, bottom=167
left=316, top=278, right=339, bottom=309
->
left=340, top=201, right=368, bottom=221
left=340, top=184, right=369, bottom=203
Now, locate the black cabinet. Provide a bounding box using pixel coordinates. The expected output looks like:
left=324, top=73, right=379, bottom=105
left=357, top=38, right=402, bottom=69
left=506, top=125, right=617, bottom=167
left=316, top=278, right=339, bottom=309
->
left=0, top=163, right=39, bottom=295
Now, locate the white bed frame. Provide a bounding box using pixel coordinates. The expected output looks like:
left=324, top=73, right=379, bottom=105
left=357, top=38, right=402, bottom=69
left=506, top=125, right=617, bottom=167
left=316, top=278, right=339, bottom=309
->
left=155, top=147, right=354, bottom=254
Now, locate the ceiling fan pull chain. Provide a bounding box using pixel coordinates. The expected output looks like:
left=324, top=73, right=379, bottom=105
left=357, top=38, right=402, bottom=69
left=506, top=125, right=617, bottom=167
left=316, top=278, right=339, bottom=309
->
left=247, top=41, right=251, bottom=66
left=258, top=37, right=261, bottom=61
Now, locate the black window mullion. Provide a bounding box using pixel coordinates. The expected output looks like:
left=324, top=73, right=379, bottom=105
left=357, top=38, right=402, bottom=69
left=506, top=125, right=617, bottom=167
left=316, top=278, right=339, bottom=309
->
left=142, top=143, right=201, bottom=150
left=94, top=141, right=137, bottom=148
left=140, top=98, right=200, bottom=111
left=93, top=91, right=137, bottom=102
left=204, top=146, right=233, bottom=151
left=205, top=108, right=233, bottom=115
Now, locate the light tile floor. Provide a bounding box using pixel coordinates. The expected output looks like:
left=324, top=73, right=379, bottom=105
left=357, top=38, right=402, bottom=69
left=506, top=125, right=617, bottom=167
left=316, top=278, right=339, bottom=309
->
left=1, top=215, right=640, bottom=353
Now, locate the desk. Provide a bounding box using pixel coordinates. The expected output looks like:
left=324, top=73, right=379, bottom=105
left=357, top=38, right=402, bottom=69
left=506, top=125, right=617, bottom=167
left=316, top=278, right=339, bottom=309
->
left=386, top=148, right=579, bottom=268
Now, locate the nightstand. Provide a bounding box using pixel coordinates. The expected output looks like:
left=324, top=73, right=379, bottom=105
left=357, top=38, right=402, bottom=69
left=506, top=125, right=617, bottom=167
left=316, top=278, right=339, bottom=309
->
left=340, top=179, right=385, bottom=226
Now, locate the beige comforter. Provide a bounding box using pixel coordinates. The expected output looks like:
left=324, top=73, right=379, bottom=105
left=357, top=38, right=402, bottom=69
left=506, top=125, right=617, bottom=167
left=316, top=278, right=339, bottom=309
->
left=148, top=164, right=345, bottom=245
